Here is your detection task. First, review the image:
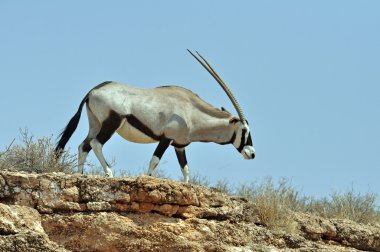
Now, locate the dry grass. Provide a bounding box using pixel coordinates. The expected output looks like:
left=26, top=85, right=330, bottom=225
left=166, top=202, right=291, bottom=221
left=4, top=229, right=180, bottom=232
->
left=212, top=178, right=232, bottom=195
left=233, top=179, right=380, bottom=228
left=0, top=129, right=76, bottom=174
left=235, top=178, right=301, bottom=232
left=305, top=189, right=380, bottom=224
left=188, top=171, right=210, bottom=186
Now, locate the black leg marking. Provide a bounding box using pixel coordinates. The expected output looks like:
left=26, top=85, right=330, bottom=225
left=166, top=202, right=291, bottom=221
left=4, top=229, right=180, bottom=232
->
left=175, top=148, right=188, bottom=169
left=81, top=139, right=92, bottom=153
left=96, top=111, right=123, bottom=145
left=153, top=138, right=172, bottom=159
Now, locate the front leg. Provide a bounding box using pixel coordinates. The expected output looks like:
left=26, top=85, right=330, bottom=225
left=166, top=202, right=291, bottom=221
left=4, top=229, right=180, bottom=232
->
left=175, top=147, right=190, bottom=183
left=147, top=138, right=172, bottom=176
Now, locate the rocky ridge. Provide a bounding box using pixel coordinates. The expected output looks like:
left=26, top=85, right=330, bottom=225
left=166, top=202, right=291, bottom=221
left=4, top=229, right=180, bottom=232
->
left=0, top=171, right=379, bottom=252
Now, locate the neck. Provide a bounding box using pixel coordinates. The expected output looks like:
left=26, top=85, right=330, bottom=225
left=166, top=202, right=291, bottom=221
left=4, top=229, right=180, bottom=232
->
left=189, top=116, right=235, bottom=144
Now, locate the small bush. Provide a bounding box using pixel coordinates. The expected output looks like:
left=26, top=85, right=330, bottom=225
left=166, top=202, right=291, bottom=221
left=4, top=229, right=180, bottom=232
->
left=0, top=130, right=76, bottom=174
left=305, top=188, right=380, bottom=224
left=329, top=189, right=379, bottom=223
left=235, top=178, right=301, bottom=232
left=213, top=178, right=232, bottom=195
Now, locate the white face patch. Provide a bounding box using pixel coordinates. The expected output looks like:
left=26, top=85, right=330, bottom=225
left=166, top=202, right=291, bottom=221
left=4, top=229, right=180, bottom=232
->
left=242, top=145, right=256, bottom=160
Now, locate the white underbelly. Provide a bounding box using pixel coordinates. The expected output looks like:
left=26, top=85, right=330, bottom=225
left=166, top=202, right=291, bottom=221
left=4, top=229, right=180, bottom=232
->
left=117, top=120, right=157, bottom=144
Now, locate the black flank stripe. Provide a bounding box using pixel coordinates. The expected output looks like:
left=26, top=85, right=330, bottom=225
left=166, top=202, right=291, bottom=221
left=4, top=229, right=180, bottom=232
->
left=125, top=114, right=191, bottom=147
left=125, top=114, right=161, bottom=141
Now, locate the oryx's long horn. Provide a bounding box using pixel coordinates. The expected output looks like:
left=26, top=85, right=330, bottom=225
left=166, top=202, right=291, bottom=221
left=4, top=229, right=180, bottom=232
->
left=187, top=49, right=246, bottom=122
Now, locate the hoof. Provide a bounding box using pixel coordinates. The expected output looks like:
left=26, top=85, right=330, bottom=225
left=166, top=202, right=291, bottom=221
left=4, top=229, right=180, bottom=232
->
left=105, top=171, right=114, bottom=178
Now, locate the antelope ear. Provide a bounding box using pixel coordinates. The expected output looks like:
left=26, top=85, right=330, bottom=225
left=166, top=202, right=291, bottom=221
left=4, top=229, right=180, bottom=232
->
left=229, top=117, right=240, bottom=124
left=221, top=107, right=231, bottom=113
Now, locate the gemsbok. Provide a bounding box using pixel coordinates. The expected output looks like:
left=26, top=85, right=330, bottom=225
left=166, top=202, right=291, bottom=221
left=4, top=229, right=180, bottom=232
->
left=55, top=50, right=255, bottom=182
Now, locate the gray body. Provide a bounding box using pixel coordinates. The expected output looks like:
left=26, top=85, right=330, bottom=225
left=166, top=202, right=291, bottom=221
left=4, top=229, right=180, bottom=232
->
left=90, top=83, right=235, bottom=145
left=55, top=51, right=256, bottom=182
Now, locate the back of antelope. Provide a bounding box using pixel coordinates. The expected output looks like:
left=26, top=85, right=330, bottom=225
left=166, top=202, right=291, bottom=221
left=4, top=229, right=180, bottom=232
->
left=55, top=50, right=256, bottom=182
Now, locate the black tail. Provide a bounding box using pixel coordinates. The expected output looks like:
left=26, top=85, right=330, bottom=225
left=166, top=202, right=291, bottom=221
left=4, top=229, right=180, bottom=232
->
left=55, top=95, right=89, bottom=156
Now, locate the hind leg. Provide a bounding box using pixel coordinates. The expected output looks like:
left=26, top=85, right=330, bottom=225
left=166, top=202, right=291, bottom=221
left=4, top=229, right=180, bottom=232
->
left=78, top=140, right=91, bottom=174
left=90, top=111, right=123, bottom=177
left=175, top=147, right=189, bottom=183
left=77, top=105, right=101, bottom=174
left=90, top=139, right=113, bottom=177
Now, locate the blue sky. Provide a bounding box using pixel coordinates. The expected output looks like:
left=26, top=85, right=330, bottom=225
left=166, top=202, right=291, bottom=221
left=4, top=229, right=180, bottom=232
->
left=1, top=1, right=379, bottom=200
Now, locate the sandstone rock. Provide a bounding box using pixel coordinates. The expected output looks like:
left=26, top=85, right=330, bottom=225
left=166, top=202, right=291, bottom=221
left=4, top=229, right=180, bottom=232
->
left=0, top=171, right=379, bottom=252
left=0, top=203, right=67, bottom=252
left=293, top=212, right=337, bottom=240
left=333, top=218, right=380, bottom=251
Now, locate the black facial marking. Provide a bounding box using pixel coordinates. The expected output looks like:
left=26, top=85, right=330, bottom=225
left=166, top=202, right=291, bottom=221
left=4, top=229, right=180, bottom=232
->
left=125, top=114, right=161, bottom=141
left=96, top=110, right=122, bottom=145
left=237, top=129, right=247, bottom=152
left=230, top=132, right=236, bottom=145
left=246, top=132, right=252, bottom=146
left=175, top=148, right=188, bottom=168
left=153, top=138, right=172, bottom=159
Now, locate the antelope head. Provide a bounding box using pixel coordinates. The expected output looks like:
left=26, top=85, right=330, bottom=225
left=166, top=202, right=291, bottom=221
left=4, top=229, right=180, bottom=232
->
left=188, top=50, right=256, bottom=160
